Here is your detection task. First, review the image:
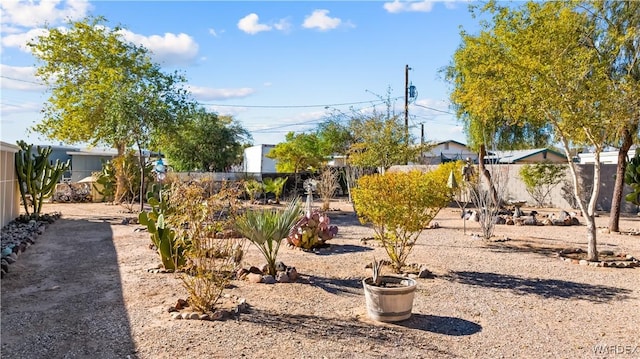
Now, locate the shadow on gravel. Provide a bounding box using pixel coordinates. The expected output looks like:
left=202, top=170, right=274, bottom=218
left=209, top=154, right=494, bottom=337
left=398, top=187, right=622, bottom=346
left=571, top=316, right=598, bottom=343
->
left=484, top=236, right=597, bottom=257
left=400, top=314, right=482, bottom=336
left=243, top=308, right=455, bottom=357
left=447, top=271, right=633, bottom=303
left=301, top=274, right=363, bottom=295
left=313, top=243, right=374, bottom=256
left=1, top=217, right=137, bottom=359
left=327, top=211, right=362, bottom=226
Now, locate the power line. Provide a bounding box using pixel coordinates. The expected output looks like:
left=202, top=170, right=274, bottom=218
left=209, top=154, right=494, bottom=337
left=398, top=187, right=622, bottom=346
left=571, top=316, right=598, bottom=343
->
left=200, top=98, right=398, bottom=109
left=412, top=103, right=455, bottom=115
left=0, top=75, right=44, bottom=86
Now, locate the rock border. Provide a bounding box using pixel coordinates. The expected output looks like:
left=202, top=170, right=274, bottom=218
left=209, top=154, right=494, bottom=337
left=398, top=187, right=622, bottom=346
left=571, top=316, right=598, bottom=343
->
left=1, top=212, right=62, bottom=278
left=558, top=248, right=639, bottom=268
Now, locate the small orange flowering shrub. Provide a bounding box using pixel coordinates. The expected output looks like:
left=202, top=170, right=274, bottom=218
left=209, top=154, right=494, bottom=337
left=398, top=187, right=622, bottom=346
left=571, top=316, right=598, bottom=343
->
left=352, top=170, right=451, bottom=272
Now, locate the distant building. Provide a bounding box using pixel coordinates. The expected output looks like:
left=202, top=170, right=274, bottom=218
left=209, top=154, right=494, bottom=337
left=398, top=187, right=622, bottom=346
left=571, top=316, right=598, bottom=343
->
left=420, top=140, right=477, bottom=165
left=66, top=148, right=118, bottom=182
left=243, top=144, right=277, bottom=174
left=485, top=148, right=567, bottom=164
left=577, top=146, right=637, bottom=164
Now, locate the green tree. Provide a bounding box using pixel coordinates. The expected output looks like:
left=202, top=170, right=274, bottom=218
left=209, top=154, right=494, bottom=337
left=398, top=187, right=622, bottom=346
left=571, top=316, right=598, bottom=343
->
left=266, top=132, right=326, bottom=194
left=28, top=16, right=194, bottom=209
left=448, top=1, right=623, bottom=261
left=580, top=1, right=640, bottom=232
left=444, top=7, right=552, bottom=206
left=348, top=110, right=425, bottom=174
left=164, top=108, right=251, bottom=172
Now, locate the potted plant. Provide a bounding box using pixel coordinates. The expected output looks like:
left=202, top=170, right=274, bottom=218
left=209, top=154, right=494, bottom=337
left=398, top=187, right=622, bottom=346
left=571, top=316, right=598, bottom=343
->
left=352, top=170, right=450, bottom=321
left=362, top=258, right=417, bottom=322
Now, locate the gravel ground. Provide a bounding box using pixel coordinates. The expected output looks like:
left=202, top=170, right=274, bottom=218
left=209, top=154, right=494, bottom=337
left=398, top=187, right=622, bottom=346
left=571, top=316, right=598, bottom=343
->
left=1, top=201, right=639, bottom=359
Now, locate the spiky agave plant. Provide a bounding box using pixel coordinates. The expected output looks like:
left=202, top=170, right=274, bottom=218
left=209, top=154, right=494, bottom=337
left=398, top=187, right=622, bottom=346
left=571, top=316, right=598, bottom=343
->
left=234, top=198, right=302, bottom=276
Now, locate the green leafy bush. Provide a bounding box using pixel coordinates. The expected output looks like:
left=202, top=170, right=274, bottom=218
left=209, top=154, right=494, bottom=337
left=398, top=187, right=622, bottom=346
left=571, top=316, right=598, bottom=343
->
left=352, top=170, right=450, bottom=272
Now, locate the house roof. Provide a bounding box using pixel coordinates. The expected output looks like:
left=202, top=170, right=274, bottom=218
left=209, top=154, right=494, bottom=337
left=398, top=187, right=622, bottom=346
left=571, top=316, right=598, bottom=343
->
left=485, top=148, right=566, bottom=164
left=436, top=139, right=468, bottom=147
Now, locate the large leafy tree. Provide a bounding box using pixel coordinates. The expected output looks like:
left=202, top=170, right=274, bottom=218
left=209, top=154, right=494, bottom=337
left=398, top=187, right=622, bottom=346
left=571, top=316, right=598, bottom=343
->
left=28, top=16, right=194, bottom=207
left=579, top=1, right=640, bottom=232
left=448, top=1, right=625, bottom=261
left=163, top=108, right=251, bottom=172
left=445, top=9, right=552, bottom=205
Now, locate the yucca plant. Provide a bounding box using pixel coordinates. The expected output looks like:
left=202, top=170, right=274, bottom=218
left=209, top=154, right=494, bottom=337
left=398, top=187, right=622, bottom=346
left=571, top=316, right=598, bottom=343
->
left=234, top=198, right=302, bottom=276
left=263, top=176, right=288, bottom=204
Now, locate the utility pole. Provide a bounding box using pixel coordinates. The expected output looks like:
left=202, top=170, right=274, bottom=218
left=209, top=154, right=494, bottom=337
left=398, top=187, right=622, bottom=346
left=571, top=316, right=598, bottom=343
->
left=404, top=64, right=410, bottom=146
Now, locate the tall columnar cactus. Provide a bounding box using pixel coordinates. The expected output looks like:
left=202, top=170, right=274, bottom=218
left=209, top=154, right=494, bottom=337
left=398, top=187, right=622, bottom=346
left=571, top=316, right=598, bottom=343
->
left=15, top=141, right=71, bottom=216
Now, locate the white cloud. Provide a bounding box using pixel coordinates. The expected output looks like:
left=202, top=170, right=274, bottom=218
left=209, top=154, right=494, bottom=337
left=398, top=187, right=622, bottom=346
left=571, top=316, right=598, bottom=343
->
left=188, top=85, right=255, bottom=101
left=0, top=65, right=46, bottom=91
left=1, top=28, right=49, bottom=52
left=302, top=10, right=342, bottom=31
left=208, top=28, right=218, bottom=37
left=274, top=18, right=292, bottom=32
left=237, top=13, right=272, bottom=35
left=383, top=0, right=436, bottom=13
left=0, top=0, right=91, bottom=28
left=117, top=30, right=199, bottom=66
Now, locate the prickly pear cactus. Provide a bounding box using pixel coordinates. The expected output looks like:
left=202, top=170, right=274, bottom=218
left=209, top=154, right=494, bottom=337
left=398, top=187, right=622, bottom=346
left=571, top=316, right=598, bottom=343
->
left=15, top=141, right=70, bottom=216
left=624, top=148, right=640, bottom=206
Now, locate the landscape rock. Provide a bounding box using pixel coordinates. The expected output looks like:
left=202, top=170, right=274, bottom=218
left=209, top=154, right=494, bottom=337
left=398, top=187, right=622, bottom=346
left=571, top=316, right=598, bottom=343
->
left=275, top=272, right=290, bottom=283
left=246, top=273, right=263, bottom=283
left=286, top=267, right=299, bottom=281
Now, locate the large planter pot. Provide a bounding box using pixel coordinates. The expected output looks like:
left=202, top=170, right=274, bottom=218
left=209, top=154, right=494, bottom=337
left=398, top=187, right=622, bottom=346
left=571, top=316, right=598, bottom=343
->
left=362, top=276, right=417, bottom=322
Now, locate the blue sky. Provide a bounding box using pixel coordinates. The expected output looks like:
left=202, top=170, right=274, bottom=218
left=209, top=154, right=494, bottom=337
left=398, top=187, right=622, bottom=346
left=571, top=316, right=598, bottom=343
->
left=0, top=0, right=483, bottom=148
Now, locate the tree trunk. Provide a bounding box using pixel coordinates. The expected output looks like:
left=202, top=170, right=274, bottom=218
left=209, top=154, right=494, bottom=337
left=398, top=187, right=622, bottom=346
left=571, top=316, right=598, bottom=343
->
left=608, top=128, right=633, bottom=232
left=585, top=214, right=598, bottom=262
left=138, top=143, right=145, bottom=212
left=560, top=138, right=600, bottom=262
left=114, top=142, right=126, bottom=204
left=477, top=144, right=500, bottom=206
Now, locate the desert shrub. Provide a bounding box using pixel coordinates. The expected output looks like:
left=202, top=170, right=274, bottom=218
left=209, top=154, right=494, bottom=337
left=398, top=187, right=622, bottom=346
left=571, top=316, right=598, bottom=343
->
left=519, top=162, right=566, bottom=207
left=352, top=170, right=450, bottom=272
left=244, top=179, right=265, bottom=203
left=316, top=167, right=340, bottom=211
left=177, top=181, right=245, bottom=313
left=139, top=179, right=245, bottom=313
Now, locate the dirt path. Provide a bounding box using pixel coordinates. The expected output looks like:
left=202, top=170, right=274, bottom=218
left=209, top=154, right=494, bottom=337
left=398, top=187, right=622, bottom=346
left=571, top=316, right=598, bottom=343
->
left=1, top=209, right=137, bottom=358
